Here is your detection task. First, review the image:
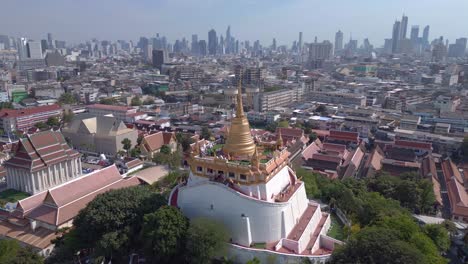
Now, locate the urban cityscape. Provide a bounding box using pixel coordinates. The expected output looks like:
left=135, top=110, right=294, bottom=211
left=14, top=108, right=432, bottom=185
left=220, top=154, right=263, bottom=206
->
left=0, top=1, right=468, bottom=263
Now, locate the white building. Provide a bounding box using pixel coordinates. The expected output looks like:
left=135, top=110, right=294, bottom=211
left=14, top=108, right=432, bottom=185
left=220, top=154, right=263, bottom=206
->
left=170, top=84, right=341, bottom=263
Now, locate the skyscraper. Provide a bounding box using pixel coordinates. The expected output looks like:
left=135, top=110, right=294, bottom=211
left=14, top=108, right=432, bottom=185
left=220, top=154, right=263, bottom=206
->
left=422, top=25, right=430, bottom=45
left=208, top=29, right=217, bottom=55
left=152, top=49, right=165, bottom=70
left=226, top=25, right=231, bottom=54
left=400, top=14, right=408, bottom=39
left=47, top=33, right=54, bottom=49
left=191, top=34, right=199, bottom=55
left=199, top=40, right=207, bottom=56
left=392, top=20, right=401, bottom=53
left=410, top=26, right=419, bottom=42
left=17, top=37, right=28, bottom=60
left=298, top=32, right=303, bottom=53
left=27, top=40, right=43, bottom=59
left=334, top=30, right=343, bottom=52
left=40, top=39, right=48, bottom=53
left=272, top=38, right=277, bottom=51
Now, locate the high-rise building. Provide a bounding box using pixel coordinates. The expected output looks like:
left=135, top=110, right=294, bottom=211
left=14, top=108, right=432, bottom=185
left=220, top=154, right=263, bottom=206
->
left=17, top=37, right=29, bottom=60
left=334, top=30, right=343, bottom=52
left=308, top=41, right=333, bottom=60
left=208, top=29, right=218, bottom=55
left=40, top=39, right=48, bottom=53
left=199, top=40, right=207, bottom=56
left=272, top=38, right=277, bottom=51
left=392, top=20, right=401, bottom=53
left=448, top=38, right=467, bottom=58
left=225, top=25, right=231, bottom=54
left=27, top=40, right=43, bottom=59
left=47, top=33, right=54, bottom=49
left=0, top=35, right=10, bottom=50
left=191, top=34, right=199, bottom=55
left=298, top=32, right=303, bottom=53
left=422, top=26, right=430, bottom=45
left=410, top=26, right=419, bottom=42
left=400, top=14, right=408, bottom=39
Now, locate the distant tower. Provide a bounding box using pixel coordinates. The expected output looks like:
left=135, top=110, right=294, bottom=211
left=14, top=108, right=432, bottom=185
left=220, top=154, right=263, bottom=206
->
left=208, top=29, right=218, bottom=55
left=47, top=33, right=54, bottom=49
left=422, top=25, right=430, bottom=45
left=410, top=26, right=419, bottom=42
left=392, top=20, right=401, bottom=53
left=272, top=38, right=277, bottom=51
left=298, top=32, right=303, bottom=53
left=226, top=25, right=231, bottom=54
left=400, top=14, right=408, bottom=39
left=335, top=30, right=343, bottom=52
left=191, top=34, right=199, bottom=55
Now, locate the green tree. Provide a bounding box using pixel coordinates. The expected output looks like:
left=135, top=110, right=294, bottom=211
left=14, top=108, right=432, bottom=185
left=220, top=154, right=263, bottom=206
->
left=34, top=122, right=48, bottom=130
left=0, top=102, right=13, bottom=109
left=142, top=206, right=189, bottom=263
left=100, top=97, right=118, bottom=105
left=265, top=122, right=278, bottom=132
left=246, top=257, right=261, bottom=264
left=47, top=116, right=61, bottom=127
left=423, top=224, right=450, bottom=252
left=316, top=105, right=327, bottom=114
left=143, top=98, right=155, bottom=105
left=331, top=227, right=426, bottom=264
left=121, top=138, right=132, bottom=156
left=277, top=120, right=289, bottom=128
left=176, top=133, right=193, bottom=152
left=58, top=92, right=76, bottom=105
left=131, top=96, right=142, bottom=106
left=308, top=132, right=317, bottom=143
left=0, top=239, right=43, bottom=264
left=49, top=187, right=167, bottom=262
left=185, top=218, right=229, bottom=264
left=201, top=126, right=212, bottom=140
left=160, top=145, right=171, bottom=155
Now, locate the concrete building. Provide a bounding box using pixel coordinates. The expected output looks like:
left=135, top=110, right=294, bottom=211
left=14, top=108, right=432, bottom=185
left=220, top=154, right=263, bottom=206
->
left=4, top=131, right=82, bottom=194
left=139, top=131, right=177, bottom=160
left=152, top=49, right=165, bottom=70
left=87, top=104, right=147, bottom=123
left=62, top=114, right=139, bottom=156
left=309, top=91, right=366, bottom=107
left=0, top=104, right=62, bottom=133
left=434, top=95, right=461, bottom=113
left=27, top=40, right=43, bottom=59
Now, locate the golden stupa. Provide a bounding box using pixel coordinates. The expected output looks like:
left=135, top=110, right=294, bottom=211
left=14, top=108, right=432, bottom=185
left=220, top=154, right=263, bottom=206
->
left=223, top=78, right=256, bottom=157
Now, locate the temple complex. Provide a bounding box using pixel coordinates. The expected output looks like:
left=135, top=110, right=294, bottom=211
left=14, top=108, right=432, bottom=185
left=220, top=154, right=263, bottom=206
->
left=169, top=80, right=341, bottom=263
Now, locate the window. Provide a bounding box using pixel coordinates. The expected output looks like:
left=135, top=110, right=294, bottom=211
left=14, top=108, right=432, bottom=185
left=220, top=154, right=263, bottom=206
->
left=240, top=174, right=247, bottom=180
left=218, top=170, right=224, bottom=175
left=229, top=172, right=235, bottom=178
left=207, top=168, right=213, bottom=174
left=197, top=166, right=203, bottom=172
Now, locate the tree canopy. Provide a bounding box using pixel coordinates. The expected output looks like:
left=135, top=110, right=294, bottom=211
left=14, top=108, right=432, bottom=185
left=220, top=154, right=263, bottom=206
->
left=0, top=239, right=43, bottom=264
left=58, top=93, right=76, bottom=105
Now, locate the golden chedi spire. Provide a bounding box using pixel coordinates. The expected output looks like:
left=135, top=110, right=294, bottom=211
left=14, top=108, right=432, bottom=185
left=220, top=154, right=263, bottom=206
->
left=276, top=128, right=284, bottom=150
left=223, top=77, right=256, bottom=157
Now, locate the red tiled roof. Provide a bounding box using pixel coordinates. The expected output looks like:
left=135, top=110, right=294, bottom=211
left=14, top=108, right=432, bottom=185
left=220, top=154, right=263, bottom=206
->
left=142, top=131, right=175, bottom=152
left=88, top=104, right=134, bottom=112
left=328, top=130, right=359, bottom=143
left=21, top=165, right=141, bottom=226
left=126, top=112, right=146, bottom=117
left=4, top=131, right=80, bottom=172
left=276, top=127, right=304, bottom=139
left=0, top=104, right=61, bottom=118
left=395, top=140, right=432, bottom=151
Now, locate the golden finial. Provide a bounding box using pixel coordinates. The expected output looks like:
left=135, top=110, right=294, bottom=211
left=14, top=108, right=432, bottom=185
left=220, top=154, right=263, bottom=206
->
left=251, top=147, right=260, bottom=170
left=222, top=69, right=256, bottom=158
left=276, top=128, right=283, bottom=149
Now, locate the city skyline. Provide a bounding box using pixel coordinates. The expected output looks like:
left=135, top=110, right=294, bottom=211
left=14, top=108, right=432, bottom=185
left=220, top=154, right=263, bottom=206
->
left=2, top=0, right=468, bottom=46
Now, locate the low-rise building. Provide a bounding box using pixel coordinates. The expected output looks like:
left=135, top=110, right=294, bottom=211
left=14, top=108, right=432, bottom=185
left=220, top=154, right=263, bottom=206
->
left=4, top=131, right=82, bottom=194
left=139, top=131, right=177, bottom=160
left=0, top=104, right=62, bottom=133
left=62, top=114, right=138, bottom=156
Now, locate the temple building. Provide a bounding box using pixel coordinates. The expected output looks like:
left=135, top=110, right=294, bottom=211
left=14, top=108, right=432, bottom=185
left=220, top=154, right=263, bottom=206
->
left=4, top=131, right=82, bottom=194
left=170, top=80, right=341, bottom=263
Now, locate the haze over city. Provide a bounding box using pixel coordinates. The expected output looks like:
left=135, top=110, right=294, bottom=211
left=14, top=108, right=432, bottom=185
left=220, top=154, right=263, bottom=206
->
left=2, top=0, right=468, bottom=45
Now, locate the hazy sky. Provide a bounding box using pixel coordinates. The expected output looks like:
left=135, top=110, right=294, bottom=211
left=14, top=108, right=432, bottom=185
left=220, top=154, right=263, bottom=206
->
left=1, top=0, right=467, bottom=46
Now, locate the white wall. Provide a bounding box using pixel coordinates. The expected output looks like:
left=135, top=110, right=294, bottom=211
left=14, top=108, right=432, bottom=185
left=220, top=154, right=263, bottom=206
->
left=178, top=180, right=310, bottom=246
